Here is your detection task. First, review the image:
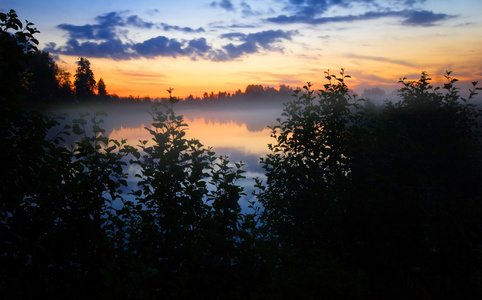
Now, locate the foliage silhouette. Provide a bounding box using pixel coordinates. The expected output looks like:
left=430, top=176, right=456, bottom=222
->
left=0, top=9, right=39, bottom=105
left=97, top=77, right=107, bottom=97
left=256, top=69, right=482, bottom=299
left=25, top=50, right=60, bottom=103
left=74, top=57, right=96, bottom=99
left=3, top=9, right=482, bottom=300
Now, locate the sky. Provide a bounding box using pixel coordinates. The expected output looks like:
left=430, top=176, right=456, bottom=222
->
left=2, top=0, right=482, bottom=98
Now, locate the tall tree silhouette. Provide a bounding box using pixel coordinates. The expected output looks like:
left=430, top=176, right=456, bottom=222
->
left=74, top=57, right=96, bottom=98
left=0, top=9, right=39, bottom=104
left=57, top=68, right=73, bottom=100
left=25, top=51, right=59, bottom=103
left=97, top=77, right=107, bottom=97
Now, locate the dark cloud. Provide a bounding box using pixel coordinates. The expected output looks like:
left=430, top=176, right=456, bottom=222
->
left=229, top=24, right=258, bottom=29
left=268, top=9, right=453, bottom=26
left=401, top=10, right=453, bottom=26
left=47, top=12, right=294, bottom=61
left=221, top=32, right=247, bottom=40
left=57, top=11, right=155, bottom=42
left=56, top=12, right=124, bottom=41
left=126, top=15, right=155, bottom=29
left=210, top=0, right=235, bottom=11
left=132, top=36, right=214, bottom=59
left=56, top=24, right=99, bottom=40
left=160, top=23, right=205, bottom=33
left=186, top=38, right=212, bottom=54
left=284, top=0, right=376, bottom=17
left=95, top=11, right=125, bottom=27
left=132, top=36, right=184, bottom=58
left=268, top=0, right=453, bottom=26
left=398, top=0, right=426, bottom=6
left=45, top=39, right=132, bottom=60
left=267, top=10, right=390, bottom=25
left=213, top=30, right=296, bottom=61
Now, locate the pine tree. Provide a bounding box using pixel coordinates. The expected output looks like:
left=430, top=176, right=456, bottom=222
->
left=97, top=78, right=107, bottom=97
left=74, top=57, right=96, bottom=98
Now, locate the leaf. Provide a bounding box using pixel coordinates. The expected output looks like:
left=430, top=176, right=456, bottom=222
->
left=98, top=136, right=109, bottom=145
left=105, top=145, right=117, bottom=153
left=13, top=18, right=22, bottom=29
left=73, top=118, right=87, bottom=126
left=92, top=124, right=105, bottom=134
left=152, top=122, right=167, bottom=129
left=72, top=123, right=84, bottom=135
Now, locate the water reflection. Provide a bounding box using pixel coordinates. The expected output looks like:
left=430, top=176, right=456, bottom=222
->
left=108, top=116, right=273, bottom=157
left=49, top=103, right=284, bottom=212
left=106, top=107, right=280, bottom=211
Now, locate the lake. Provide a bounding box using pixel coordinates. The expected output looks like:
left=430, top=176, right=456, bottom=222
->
left=49, top=101, right=286, bottom=212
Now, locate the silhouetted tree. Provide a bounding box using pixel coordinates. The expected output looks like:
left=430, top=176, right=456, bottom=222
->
left=74, top=57, right=96, bottom=98
left=4, top=10, right=482, bottom=299
left=245, top=84, right=264, bottom=95
left=257, top=69, right=482, bottom=299
left=344, top=72, right=482, bottom=298
left=0, top=9, right=39, bottom=104
left=97, top=77, right=107, bottom=97
left=25, top=50, right=59, bottom=103
left=56, top=68, right=73, bottom=100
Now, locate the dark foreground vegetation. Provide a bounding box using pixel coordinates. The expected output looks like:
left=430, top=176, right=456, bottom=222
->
left=2, top=10, right=482, bottom=299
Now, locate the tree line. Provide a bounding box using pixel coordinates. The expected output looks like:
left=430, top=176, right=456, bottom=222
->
left=0, top=10, right=107, bottom=105
left=2, top=9, right=482, bottom=299
left=0, top=9, right=294, bottom=110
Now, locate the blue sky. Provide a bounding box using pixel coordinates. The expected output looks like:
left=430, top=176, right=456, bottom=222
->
left=2, top=0, right=481, bottom=97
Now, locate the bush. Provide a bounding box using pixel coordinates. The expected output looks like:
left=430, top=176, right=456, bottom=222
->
left=256, top=69, right=482, bottom=299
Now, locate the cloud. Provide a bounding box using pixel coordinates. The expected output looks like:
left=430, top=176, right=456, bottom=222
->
left=212, top=30, right=296, bottom=61
left=283, top=0, right=375, bottom=17
left=187, top=38, right=212, bottom=54
left=268, top=0, right=453, bottom=26
left=211, top=0, right=235, bottom=11
left=160, top=23, right=205, bottom=33
left=132, top=36, right=214, bottom=58
left=132, top=36, right=184, bottom=58
left=229, top=23, right=258, bottom=29
left=401, top=10, right=453, bottom=26
left=267, top=9, right=453, bottom=26
left=146, top=9, right=160, bottom=16
left=46, top=12, right=294, bottom=61
left=47, top=36, right=213, bottom=60
left=346, top=53, right=417, bottom=68
left=45, top=39, right=133, bottom=60
left=56, top=11, right=155, bottom=42
left=95, top=11, right=125, bottom=27
left=397, top=0, right=426, bottom=6
left=240, top=1, right=257, bottom=17
left=126, top=15, right=155, bottom=29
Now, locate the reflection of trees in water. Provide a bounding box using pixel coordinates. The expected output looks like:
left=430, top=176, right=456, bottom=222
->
left=50, top=101, right=284, bottom=136
left=180, top=106, right=284, bottom=132
left=48, top=102, right=276, bottom=192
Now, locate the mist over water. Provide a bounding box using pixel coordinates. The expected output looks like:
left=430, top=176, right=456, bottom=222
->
left=49, top=100, right=285, bottom=211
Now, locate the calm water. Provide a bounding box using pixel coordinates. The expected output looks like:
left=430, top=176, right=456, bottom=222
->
left=49, top=101, right=285, bottom=211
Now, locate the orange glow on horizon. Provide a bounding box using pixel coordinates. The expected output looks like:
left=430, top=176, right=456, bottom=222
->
left=57, top=46, right=482, bottom=99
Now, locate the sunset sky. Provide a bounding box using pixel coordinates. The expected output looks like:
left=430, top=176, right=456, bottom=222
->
left=2, top=0, right=481, bottom=98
